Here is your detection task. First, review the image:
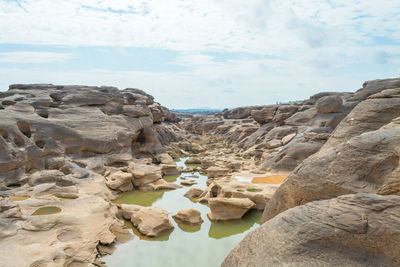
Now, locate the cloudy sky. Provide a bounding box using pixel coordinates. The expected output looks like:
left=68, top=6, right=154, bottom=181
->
left=0, top=0, right=399, bottom=108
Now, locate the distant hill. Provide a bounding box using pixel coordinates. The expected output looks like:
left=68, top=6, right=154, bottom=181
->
left=171, top=108, right=223, bottom=113
left=171, top=108, right=223, bottom=118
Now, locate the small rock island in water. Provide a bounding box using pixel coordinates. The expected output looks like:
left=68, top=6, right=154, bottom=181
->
left=0, top=78, right=400, bottom=266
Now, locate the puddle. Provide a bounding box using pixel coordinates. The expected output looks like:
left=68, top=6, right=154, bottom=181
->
left=31, top=206, right=61, bottom=215
left=104, top=157, right=261, bottom=267
left=11, top=196, right=30, bottom=201
left=252, top=175, right=287, bottom=184
left=163, top=174, right=180, bottom=183
left=113, top=190, right=166, bottom=207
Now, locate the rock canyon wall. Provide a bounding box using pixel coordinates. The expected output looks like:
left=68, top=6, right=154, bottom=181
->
left=221, top=78, right=400, bottom=266
left=1, top=78, right=400, bottom=267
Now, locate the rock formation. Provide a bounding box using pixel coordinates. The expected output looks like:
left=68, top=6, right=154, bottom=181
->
left=2, top=77, right=400, bottom=266
left=182, top=89, right=356, bottom=173
left=130, top=206, right=174, bottom=237
left=221, top=78, right=400, bottom=266
left=183, top=187, right=204, bottom=199
left=262, top=79, right=400, bottom=222
left=207, top=198, right=256, bottom=221
left=223, top=193, right=400, bottom=266
left=0, top=84, right=181, bottom=266
left=172, top=209, right=203, bottom=225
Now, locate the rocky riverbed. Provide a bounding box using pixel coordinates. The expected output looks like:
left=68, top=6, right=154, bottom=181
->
left=1, top=78, right=400, bottom=267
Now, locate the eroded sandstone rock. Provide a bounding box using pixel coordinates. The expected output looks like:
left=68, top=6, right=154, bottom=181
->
left=184, top=188, right=204, bottom=199
left=130, top=206, right=174, bottom=237
left=262, top=87, right=400, bottom=222
left=207, top=197, right=255, bottom=221
left=316, top=95, right=343, bottom=113
left=105, top=171, right=133, bottom=192
left=172, top=209, right=203, bottom=225
left=206, top=166, right=230, bottom=178
left=0, top=83, right=179, bottom=266
left=129, top=164, right=162, bottom=187
left=223, top=194, right=400, bottom=267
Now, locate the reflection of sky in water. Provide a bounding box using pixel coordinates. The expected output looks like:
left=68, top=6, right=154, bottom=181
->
left=105, top=157, right=261, bottom=267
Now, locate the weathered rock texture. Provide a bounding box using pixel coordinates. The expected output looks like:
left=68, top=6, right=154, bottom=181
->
left=172, top=209, right=203, bottom=225
left=0, top=84, right=181, bottom=266
left=182, top=89, right=356, bottom=173
left=223, top=194, right=400, bottom=267
left=223, top=78, right=400, bottom=267
left=0, top=84, right=180, bottom=188
left=262, top=79, right=400, bottom=222
left=207, top=197, right=255, bottom=221
left=130, top=206, right=174, bottom=237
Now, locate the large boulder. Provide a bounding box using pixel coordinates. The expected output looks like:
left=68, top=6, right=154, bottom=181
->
left=172, top=209, right=203, bottom=225
left=199, top=180, right=276, bottom=210
left=207, top=197, right=255, bottom=221
left=105, top=171, right=133, bottom=192
left=324, top=88, right=400, bottom=149
left=130, top=206, right=174, bottom=237
left=129, top=164, right=162, bottom=187
left=316, top=95, right=343, bottom=113
left=206, top=166, right=230, bottom=178
left=184, top=188, right=204, bottom=199
left=223, top=194, right=400, bottom=267
left=250, top=106, right=277, bottom=125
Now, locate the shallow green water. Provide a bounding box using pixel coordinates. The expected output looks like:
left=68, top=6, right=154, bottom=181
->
left=114, top=190, right=166, bottom=207
left=31, top=206, right=61, bottom=215
left=11, top=196, right=30, bottom=202
left=104, top=157, right=261, bottom=267
left=162, top=174, right=180, bottom=183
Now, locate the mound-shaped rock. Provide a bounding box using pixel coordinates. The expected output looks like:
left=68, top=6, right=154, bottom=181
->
left=223, top=194, right=400, bottom=267
left=184, top=187, right=204, bottom=199
left=172, top=209, right=203, bottom=225
left=130, top=206, right=174, bottom=237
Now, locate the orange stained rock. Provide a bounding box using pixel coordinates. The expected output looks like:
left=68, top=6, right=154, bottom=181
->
left=251, top=175, right=287, bottom=184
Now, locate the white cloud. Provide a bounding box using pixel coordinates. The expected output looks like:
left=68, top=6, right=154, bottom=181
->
left=0, top=0, right=399, bottom=54
left=0, top=51, right=71, bottom=63
left=0, top=0, right=399, bottom=108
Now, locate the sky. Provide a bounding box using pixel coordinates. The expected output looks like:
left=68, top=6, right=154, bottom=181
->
left=0, top=0, right=400, bottom=109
